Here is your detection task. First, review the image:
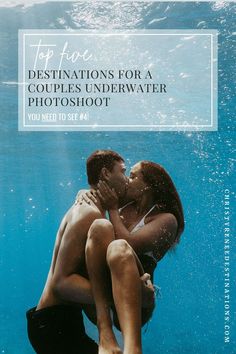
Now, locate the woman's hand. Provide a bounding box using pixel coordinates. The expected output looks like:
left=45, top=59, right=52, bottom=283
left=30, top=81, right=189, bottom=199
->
left=97, top=181, right=119, bottom=210
left=140, top=273, right=155, bottom=308
left=75, top=189, right=98, bottom=206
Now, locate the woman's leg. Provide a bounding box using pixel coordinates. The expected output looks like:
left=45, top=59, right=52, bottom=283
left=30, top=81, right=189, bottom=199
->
left=85, top=219, right=121, bottom=354
left=86, top=220, right=144, bottom=354
left=106, top=240, right=143, bottom=354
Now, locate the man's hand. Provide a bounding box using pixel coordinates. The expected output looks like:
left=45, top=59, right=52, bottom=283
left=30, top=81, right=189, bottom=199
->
left=140, top=273, right=155, bottom=308
left=75, top=189, right=98, bottom=206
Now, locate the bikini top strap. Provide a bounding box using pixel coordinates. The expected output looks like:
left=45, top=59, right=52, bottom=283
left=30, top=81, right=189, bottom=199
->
left=119, top=201, right=134, bottom=213
left=143, top=204, right=157, bottom=219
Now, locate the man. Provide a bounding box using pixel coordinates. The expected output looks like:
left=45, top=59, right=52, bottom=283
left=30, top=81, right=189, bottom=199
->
left=26, top=150, right=128, bottom=354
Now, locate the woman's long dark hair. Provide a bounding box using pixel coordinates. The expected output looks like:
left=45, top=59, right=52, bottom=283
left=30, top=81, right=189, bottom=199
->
left=141, top=161, right=184, bottom=244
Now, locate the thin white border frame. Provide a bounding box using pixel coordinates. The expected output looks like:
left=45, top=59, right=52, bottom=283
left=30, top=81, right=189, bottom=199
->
left=19, top=30, right=218, bottom=131
left=3, top=0, right=233, bottom=6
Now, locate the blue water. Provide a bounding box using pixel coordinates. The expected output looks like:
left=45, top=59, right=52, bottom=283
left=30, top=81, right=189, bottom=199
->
left=0, top=1, right=235, bottom=353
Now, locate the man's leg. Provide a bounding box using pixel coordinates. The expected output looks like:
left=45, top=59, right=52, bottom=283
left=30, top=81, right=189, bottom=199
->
left=107, top=240, right=142, bottom=354
left=85, top=219, right=122, bottom=354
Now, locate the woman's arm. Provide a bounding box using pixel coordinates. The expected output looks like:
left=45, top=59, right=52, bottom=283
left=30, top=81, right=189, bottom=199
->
left=97, top=181, right=178, bottom=258
left=110, top=209, right=178, bottom=258
left=109, top=208, right=130, bottom=238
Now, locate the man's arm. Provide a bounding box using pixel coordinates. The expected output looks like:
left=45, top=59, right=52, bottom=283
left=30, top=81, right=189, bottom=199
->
left=53, top=274, right=94, bottom=305
left=51, top=211, right=101, bottom=305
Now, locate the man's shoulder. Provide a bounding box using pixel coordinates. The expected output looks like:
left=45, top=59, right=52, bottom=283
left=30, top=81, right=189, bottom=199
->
left=85, top=205, right=103, bottom=219
left=60, top=205, right=103, bottom=242
left=71, top=203, right=102, bottom=224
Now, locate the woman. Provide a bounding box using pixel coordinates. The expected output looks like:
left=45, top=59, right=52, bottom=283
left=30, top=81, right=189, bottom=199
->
left=83, top=161, right=184, bottom=354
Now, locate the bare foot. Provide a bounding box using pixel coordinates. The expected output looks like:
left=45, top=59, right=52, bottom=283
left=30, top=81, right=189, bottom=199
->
left=99, top=331, right=122, bottom=354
